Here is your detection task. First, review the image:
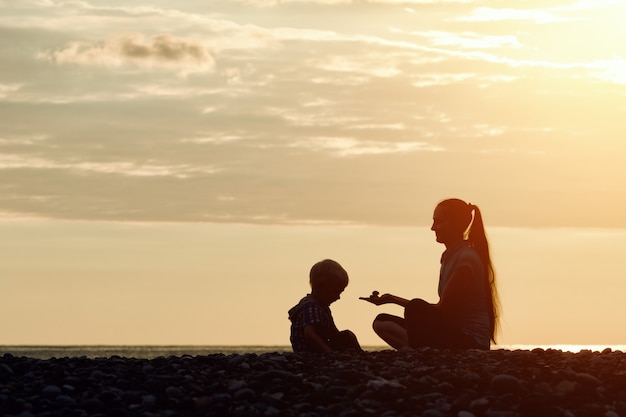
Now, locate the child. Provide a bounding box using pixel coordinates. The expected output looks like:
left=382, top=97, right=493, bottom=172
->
left=288, top=259, right=362, bottom=353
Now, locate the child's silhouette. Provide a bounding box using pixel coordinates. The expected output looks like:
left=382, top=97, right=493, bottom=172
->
left=288, top=259, right=362, bottom=352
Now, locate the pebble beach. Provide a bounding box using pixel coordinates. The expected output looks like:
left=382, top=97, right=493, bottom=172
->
left=2, top=347, right=626, bottom=417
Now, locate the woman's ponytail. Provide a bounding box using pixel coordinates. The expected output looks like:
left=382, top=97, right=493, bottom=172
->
left=467, top=203, right=500, bottom=343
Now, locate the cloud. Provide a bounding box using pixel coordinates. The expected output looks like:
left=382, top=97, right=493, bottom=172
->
left=411, top=72, right=518, bottom=88
left=291, top=137, right=444, bottom=157
left=347, top=123, right=407, bottom=131
left=402, top=30, right=522, bottom=50
left=0, top=210, right=50, bottom=221
left=265, top=107, right=363, bottom=127
left=180, top=133, right=249, bottom=144
left=234, top=0, right=471, bottom=5
left=0, top=154, right=219, bottom=179
left=456, top=7, right=585, bottom=23
left=411, top=72, right=476, bottom=87
left=0, top=84, right=22, bottom=98
left=0, top=134, right=48, bottom=146
left=317, top=55, right=400, bottom=78
left=588, top=55, right=626, bottom=85
left=39, top=33, right=215, bottom=76
left=556, top=0, right=625, bottom=12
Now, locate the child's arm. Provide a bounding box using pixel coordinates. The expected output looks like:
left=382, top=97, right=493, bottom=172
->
left=303, top=324, right=333, bottom=352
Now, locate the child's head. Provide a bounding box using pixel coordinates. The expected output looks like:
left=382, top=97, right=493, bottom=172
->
left=309, top=259, right=348, bottom=306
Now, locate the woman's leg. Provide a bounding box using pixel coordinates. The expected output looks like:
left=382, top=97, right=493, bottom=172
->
left=404, top=298, right=479, bottom=349
left=372, top=313, right=409, bottom=350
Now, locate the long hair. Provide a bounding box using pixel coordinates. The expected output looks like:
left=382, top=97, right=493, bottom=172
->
left=438, top=198, right=501, bottom=343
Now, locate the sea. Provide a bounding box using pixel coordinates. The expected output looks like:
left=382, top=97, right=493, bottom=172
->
left=2, top=345, right=626, bottom=359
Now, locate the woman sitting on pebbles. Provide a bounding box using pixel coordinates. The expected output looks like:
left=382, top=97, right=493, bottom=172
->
left=361, top=198, right=500, bottom=350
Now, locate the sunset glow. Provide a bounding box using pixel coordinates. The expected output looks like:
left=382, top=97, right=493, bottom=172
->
left=1, top=0, right=625, bottom=347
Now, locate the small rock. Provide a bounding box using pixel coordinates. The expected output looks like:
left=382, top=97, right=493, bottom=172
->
left=165, top=386, right=184, bottom=398
left=80, top=398, right=104, bottom=412
left=576, top=373, right=601, bottom=387
left=61, top=384, right=75, bottom=392
left=211, top=393, right=232, bottom=403
left=0, top=363, right=14, bottom=376
left=435, top=381, right=455, bottom=394
left=421, top=409, right=445, bottom=417
left=264, top=406, right=281, bottom=416
left=469, top=397, right=490, bottom=412
left=234, top=388, right=256, bottom=401
left=142, top=394, right=158, bottom=407
left=228, top=379, right=247, bottom=391
left=55, top=394, right=76, bottom=405
left=485, top=411, right=518, bottom=417
left=299, top=412, right=321, bottom=417
left=41, top=385, right=61, bottom=398
left=535, top=381, right=553, bottom=394
left=556, top=380, right=577, bottom=395
left=490, top=374, right=525, bottom=394
left=367, top=378, right=405, bottom=389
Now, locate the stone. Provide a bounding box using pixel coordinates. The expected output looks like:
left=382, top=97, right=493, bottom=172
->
left=576, top=373, right=601, bottom=387
left=41, top=385, right=62, bottom=398
left=490, top=374, right=525, bottom=394
left=1, top=347, right=625, bottom=417
left=165, top=386, right=184, bottom=399
left=0, top=363, right=14, bottom=377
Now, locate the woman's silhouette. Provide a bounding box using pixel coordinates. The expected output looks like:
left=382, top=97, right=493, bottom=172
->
left=361, top=198, right=500, bottom=349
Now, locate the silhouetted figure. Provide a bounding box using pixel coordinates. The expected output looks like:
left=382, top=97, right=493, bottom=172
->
left=289, top=259, right=362, bottom=353
left=361, top=198, right=500, bottom=350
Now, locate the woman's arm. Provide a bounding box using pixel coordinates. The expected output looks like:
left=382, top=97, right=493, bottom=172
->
left=360, top=292, right=410, bottom=307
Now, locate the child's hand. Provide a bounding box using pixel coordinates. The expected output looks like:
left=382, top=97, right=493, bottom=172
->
left=359, top=291, right=386, bottom=305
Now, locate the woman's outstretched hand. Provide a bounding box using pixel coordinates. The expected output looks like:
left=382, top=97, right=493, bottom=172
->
left=359, top=291, right=392, bottom=305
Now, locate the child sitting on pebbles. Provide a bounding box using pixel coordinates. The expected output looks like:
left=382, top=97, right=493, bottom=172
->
left=288, top=259, right=362, bottom=353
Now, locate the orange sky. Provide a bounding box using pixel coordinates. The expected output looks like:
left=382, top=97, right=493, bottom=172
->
left=2, top=220, right=626, bottom=347
left=1, top=0, right=625, bottom=347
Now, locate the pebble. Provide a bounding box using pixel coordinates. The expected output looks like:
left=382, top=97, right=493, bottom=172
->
left=490, top=374, right=525, bottom=394
left=1, top=348, right=626, bottom=416
left=41, top=385, right=62, bottom=397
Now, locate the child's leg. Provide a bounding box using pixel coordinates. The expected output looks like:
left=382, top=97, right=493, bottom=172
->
left=372, top=313, right=409, bottom=350
left=329, top=330, right=363, bottom=351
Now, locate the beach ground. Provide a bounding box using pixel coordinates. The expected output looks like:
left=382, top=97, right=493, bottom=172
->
left=1, top=347, right=625, bottom=417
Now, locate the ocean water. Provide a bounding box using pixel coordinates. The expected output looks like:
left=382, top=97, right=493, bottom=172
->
left=2, top=345, right=626, bottom=359
left=0, top=346, right=293, bottom=360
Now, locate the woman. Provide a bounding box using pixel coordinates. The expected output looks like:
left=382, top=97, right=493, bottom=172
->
left=361, top=198, right=500, bottom=350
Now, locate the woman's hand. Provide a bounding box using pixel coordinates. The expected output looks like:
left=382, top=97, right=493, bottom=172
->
left=360, top=291, right=392, bottom=305
left=360, top=291, right=410, bottom=307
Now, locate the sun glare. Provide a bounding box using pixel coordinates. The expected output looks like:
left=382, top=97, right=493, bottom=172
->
left=590, top=55, right=626, bottom=85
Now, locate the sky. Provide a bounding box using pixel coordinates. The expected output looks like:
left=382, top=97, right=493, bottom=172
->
left=1, top=0, right=625, bottom=347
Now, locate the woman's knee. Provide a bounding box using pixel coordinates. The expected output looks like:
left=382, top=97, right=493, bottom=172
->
left=372, top=317, right=409, bottom=349
left=374, top=313, right=396, bottom=322
left=373, top=313, right=403, bottom=330
left=405, top=298, right=432, bottom=320
left=372, top=314, right=388, bottom=332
